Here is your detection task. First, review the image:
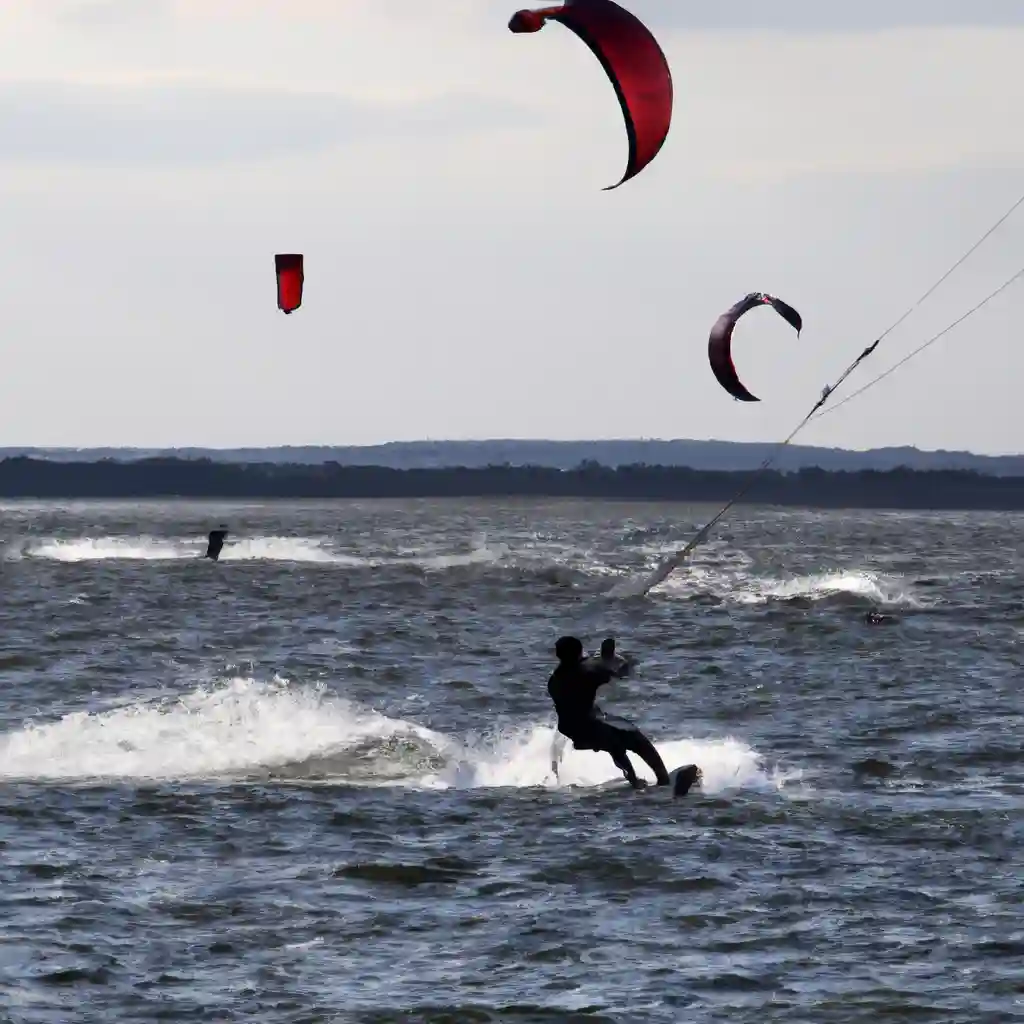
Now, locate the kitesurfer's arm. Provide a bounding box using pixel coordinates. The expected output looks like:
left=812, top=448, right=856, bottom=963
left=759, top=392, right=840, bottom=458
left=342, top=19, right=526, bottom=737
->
left=547, top=673, right=561, bottom=703
left=608, top=656, right=632, bottom=678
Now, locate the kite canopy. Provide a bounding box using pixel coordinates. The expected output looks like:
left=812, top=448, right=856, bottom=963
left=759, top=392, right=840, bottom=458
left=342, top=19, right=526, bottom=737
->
left=274, top=254, right=304, bottom=315
left=708, top=292, right=803, bottom=402
left=509, top=0, right=673, bottom=189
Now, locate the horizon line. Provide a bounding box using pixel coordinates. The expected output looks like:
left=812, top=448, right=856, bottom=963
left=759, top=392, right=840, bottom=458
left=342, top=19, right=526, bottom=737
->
left=1, top=438, right=1022, bottom=459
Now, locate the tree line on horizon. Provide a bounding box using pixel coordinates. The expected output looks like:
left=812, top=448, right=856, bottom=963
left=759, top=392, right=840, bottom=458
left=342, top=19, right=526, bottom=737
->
left=2, top=455, right=1024, bottom=510
left=2, top=438, right=1020, bottom=475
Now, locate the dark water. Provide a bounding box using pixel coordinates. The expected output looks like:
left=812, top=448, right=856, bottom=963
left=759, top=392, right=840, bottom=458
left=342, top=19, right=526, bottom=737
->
left=1, top=499, right=1022, bottom=1023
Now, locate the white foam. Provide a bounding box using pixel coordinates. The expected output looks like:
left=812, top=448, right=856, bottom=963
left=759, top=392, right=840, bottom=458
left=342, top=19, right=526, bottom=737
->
left=392, top=538, right=508, bottom=570
left=0, top=678, right=791, bottom=798
left=625, top=559, right=920, bottom=607
left=19, top=535, right=361, bottom=564
left=14, top=534, right=507, bottom=569
left=217, top=537, right=361, bottom=564
left=452, top=723, right=791, bottom=795
left=0, top=677, right=440, bottom=783
left=733, top=568, right=918, bottom=606
left=26, top=537, right=187, bottom=561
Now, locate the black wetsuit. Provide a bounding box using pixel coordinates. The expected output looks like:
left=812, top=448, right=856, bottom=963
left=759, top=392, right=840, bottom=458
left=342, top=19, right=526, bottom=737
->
left=205, top=530, right=227, bottom=561
left=547, top=659, right=670, bottom=787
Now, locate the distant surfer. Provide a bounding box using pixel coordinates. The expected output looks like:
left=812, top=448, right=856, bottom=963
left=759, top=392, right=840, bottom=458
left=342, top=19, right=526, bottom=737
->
left=547, top=635, right=670, bottom=790
left=204, top=527, right=228, bottom=561
left=582, top=636, right=633, bottom=677
left=865, top=609, right=896, bottom=625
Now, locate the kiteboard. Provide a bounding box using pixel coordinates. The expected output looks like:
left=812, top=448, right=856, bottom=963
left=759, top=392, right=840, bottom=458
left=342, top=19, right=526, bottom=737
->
left=630, top=763, right=701, bottom=796
left=670, top=763, right=701, bottom=797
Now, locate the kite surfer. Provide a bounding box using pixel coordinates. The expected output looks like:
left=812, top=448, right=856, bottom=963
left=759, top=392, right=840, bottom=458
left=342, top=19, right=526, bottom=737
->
left=865, top=609, right=897, bottom=625
left=204, top=527, right=228, bottom=561
left=547, top=634, right=670, bottom=789
left=582, top=636, right=633, bottom=677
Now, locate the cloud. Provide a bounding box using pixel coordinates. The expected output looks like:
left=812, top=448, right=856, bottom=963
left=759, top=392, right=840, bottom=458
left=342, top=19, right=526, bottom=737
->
left=0, top=81, right=538, bottom=166
left=3, top=22, right=1021, bottom=184
left=629, top=0, right=1024, bottom=32
left=53, top=0, right=169, bottom=29
left=668, top=27, right=1024, bottom=180
left=24, top=0, right=1024, bottom=38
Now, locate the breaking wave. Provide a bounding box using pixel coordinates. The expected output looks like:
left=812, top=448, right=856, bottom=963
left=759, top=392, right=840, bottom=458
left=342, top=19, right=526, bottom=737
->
left=0, top=677, right=794, bottom=796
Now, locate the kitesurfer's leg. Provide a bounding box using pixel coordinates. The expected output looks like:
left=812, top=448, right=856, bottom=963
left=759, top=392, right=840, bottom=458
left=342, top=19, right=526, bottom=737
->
left=582, top=720, right=644, bottom=789
left=550, top=732, right=568, bottom=778
left=589, top=717, right=671, bottom=786
left=609, top=746, right=643, bottom=788
left=622, top=730, right=671, bottom=786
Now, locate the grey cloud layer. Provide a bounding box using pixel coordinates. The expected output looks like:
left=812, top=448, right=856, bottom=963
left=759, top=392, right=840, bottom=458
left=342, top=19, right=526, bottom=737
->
left=56, top=0, right=168, bottom=28
left=500, top=0, right=1024, bottom=32
left=55, top=2, right=1024, bottom=36
left=0, top=82, right=537, bottom=165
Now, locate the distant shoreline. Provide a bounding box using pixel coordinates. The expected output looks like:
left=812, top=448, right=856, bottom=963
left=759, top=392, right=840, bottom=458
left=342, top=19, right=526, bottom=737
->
left=2, top=457, right=1024, bottom=511
left=4, top=438, right=1023, bottom=476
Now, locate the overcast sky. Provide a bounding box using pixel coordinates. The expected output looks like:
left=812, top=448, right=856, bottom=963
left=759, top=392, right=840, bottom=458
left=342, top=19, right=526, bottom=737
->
left=2, top=1, right=1023, bottom=453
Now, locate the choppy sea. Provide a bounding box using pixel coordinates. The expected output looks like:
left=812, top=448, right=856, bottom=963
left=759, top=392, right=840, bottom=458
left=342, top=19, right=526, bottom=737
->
left=1, top=498, right=1021, bottom=1023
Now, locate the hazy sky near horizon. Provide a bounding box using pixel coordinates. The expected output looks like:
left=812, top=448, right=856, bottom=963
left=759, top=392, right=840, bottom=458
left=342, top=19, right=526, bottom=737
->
left=2, top=1, right=1023, bottom=453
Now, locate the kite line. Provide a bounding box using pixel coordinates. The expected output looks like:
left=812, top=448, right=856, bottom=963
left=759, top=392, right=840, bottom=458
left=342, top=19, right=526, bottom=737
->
left=611, top=189, right=1024, bottom=599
